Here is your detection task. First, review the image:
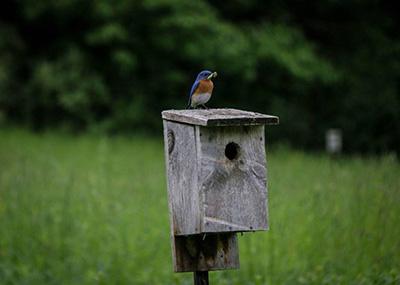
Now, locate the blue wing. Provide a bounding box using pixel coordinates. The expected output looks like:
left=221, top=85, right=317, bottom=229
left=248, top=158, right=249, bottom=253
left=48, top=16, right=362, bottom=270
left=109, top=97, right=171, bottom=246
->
left=187, top=80, right=199, bottom=108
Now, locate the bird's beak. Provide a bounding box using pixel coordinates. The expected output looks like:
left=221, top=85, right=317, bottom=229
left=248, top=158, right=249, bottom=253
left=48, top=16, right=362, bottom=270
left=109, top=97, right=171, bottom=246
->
left=207, top=71, right=217, bottom=80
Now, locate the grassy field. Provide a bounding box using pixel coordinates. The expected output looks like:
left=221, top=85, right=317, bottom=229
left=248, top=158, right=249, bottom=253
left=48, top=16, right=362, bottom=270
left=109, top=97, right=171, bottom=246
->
left=0, top=129, right=399, bottom=284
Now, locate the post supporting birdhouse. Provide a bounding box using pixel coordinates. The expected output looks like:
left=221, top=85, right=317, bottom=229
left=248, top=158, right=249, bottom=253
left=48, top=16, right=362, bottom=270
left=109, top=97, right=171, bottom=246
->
left=162, top=108, right=279, bottom=283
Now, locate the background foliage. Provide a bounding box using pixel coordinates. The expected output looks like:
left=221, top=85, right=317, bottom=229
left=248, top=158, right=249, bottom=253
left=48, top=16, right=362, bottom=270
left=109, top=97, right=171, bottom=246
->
left=0, top=0, right=399, bottom=154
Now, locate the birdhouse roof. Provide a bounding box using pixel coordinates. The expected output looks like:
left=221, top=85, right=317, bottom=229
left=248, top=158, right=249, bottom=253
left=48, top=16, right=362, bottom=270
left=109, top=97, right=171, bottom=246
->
left=162, top=108, right=279, bottom=127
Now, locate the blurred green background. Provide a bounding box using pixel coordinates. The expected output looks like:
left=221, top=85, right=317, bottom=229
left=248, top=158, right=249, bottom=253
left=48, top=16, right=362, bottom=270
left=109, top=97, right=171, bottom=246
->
left=0, top=0, right=399, bottom=154
left=1, top=1, right=400, bottom=284
left=0, top=130, right=399, bottom=284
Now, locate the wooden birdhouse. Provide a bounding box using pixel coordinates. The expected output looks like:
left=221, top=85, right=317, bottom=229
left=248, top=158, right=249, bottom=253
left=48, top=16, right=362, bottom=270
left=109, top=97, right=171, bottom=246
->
left=162, top=108, right=278, bottom=273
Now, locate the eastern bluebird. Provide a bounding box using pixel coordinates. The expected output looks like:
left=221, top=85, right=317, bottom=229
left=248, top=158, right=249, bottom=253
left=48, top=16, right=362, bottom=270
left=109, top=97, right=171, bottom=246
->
left=187, top=70, right=217, bottom=109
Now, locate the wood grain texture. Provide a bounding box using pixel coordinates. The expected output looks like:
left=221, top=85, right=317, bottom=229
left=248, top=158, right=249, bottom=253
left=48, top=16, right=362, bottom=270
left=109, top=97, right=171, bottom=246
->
left=163, top=121, right=201, bottom=236
left=173, top=233, right=239, bottom=272
left=162, top=108, right=279, bottom=126
left=198, top=125, right=268, bottom=233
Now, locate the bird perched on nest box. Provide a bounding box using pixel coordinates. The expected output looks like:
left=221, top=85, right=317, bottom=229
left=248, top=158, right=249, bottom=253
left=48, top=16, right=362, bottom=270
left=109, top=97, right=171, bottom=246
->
left=187, top=70, right=217, bottom=109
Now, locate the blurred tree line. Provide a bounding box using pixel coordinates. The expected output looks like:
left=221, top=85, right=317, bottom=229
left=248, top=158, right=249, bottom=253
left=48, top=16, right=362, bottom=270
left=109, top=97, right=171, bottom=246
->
left=0, top=0, right=399, bottom=154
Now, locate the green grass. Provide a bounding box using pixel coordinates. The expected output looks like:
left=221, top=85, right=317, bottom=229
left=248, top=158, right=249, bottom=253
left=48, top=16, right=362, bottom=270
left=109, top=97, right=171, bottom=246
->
left=0, top=129, right=399, bottom=284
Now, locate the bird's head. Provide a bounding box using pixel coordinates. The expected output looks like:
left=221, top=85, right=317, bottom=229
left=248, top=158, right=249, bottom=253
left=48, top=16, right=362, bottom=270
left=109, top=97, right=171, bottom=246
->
left=196, top=70, right=218, bottom=81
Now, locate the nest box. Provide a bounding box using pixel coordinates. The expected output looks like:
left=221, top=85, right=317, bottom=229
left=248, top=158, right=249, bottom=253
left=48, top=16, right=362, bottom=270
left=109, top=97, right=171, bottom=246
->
left=162, top=108, right=278, bottom=272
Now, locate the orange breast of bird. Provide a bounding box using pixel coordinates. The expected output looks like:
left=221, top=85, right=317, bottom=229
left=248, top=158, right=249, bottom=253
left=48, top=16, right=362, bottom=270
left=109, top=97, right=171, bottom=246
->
left=195, top=79, right=214, bottom=94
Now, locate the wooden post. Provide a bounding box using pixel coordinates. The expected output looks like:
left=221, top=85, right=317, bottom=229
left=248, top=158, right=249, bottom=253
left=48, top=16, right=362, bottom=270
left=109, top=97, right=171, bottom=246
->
left=194, top=271, right=209, bottom=285
left=326, top=128, right=342, bottom=155
left=162, top=109, right=279, bottom=280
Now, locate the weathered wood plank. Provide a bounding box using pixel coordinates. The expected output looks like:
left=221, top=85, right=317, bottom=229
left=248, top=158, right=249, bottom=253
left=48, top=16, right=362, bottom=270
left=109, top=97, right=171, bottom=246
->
left=163, top=121, right=201, bottom=236
left=162, top=108, right=279, bottom=126
left=198, top=125, right=268, bottom=233
left=173, top=233, right=239, bottom=272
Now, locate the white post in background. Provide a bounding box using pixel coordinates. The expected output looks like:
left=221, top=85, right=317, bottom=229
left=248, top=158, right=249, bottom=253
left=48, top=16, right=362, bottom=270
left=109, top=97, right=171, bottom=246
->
left=326, top=129, right=342, bottom=155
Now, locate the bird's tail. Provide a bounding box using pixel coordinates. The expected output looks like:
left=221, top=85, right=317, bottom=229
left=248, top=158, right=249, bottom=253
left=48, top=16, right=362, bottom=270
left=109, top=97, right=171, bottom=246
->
left=186, top=98, right=192, bottom=109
